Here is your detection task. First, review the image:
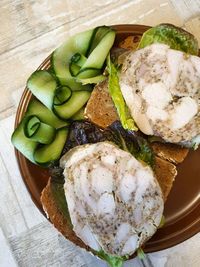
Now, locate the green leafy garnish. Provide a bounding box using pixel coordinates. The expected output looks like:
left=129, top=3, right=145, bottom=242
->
left=107, top=55, right=138, bottom=131
left=137, top=137, right=154, bottom=167
left=64, top=121, right=154, bottom=167
left=95, top=249, right=128, bottom=267
left=191, top=135, right=200, bottom=150
left=158, top=215, right=165, bottom=229
left=137, top=247, right=146, bottom=260
left=108, top=121, right=154, bottom=167
left=138, top=23, right=199, bottom=55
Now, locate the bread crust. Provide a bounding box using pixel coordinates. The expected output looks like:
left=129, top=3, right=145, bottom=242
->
left=41, top=179, right=88, bottom=251
left=151, top=142, right=188, bottom=164
left=154, top=156, right=177, bottom=202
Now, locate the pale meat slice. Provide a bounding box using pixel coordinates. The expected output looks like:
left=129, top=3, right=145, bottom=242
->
left=119, top=43, right=200, bottom=144
left=85, top=77, right=188, bottom=164
left=60, top=142, right=164, bottom=256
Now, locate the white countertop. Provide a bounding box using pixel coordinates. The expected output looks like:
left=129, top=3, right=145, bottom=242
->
left=0, top=1, right=200, bottom=266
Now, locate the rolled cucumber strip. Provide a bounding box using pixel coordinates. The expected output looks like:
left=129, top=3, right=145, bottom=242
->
left=52, top=26, right=116, bottom=88
left=34, top=127, right=68, bottom=165
left=24, top=115, right=56, bottom=144
left=76, top=68, right=101, bottom=79
left=27, top=70, right=91, bottom=120
left=54, top=90, right=91, bottom=120
left=53, top=86, right=72, bottom=106
left=26, top=99, right=69, bottom=129
left=71, top=106, right=85, bottom=121
left=52, top=28, right=94, bottom=90
left=70, top=52, right=87, bottom=67
left=76, top=75, right=106, bottom=85
left=80, top=30, right=116, bottom=70
left=12, top=117, right=68, bottom=165
left=28, top=71, right=73, bottom=110
left=12, top=98, right=69, bottom=164
left=11, top=117, right=38, bottom=163
left=27, top=70, right=57, bottom=110
left=86, top=26, right=112, bottom=56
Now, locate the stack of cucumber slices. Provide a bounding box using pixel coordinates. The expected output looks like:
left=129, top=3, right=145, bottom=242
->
left=12, top=26, right=116, bottom=166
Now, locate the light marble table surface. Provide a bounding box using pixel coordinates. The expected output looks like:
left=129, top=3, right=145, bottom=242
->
left=0, top=1, right=200, bottom=266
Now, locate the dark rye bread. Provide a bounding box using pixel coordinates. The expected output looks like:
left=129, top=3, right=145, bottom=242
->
left=85, top=80, right=119, bottom=128
left=151, top=142, right=188, bottom=164
left=41, top=179, right=88, bottom=251
left=154, top=156, right=177, bottom=202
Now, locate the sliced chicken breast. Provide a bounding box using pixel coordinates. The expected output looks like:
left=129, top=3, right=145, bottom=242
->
left=119, top=44, right=200, bottom=144
left=60, top=142, right=164, bottom=256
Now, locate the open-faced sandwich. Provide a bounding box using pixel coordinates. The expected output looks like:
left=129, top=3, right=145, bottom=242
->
left=12, top=24, right=200, bottom=266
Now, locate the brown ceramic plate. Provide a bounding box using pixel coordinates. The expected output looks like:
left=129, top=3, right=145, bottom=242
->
left=14, top=24, right=200, bottom=253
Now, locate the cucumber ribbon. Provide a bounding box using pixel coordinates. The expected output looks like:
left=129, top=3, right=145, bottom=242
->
left=24, top=115, right=56, bottom=144
left=13, top=26, right=117, bottom=165
left=27, top=70, right=91, bottom=120
left=53, top=25, right=116, bottom=86
left=12, top=99, right=69, bottom=166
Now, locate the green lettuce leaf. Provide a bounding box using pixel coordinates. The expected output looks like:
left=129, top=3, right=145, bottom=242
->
left=138, top=23, right=199, bottom=55
left=158, top=215, right=165, bottom=229
left=108, top=121, right=154, bottom=167
left=107, top=55, right=138, bottom=131
left=95, top=250, right=128, bottom=267
left=137, top=247, right=146, bottom=260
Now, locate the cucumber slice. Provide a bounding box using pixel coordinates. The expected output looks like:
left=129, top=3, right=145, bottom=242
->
left=71, top=106, right=85, bottom=121
left=76, top=68, right=101, bottom=79
left=27, top=71, right=90, bottom=120
left=12, top=117, right=68, bottom=165
left=11, top=118, right=38, bottom=163
left=52, top=26, right=115, bottom=88
left=69, top=53, right=87, bottom=76
left=52, top=28, right=94, bottom=90
left=54, top=91, right=91, bottom=119
left=12, top=99, right=70, bottom=164
left=53, top=86, right=72, bottom=106
left=86, top=26, right=111, bottom=56
left=80, top=30, right=116, bottom=70
left=69, top=63, right=81, bottom=76
left=77, top=75, right=106, bottom=85
left=27, top=70, right=57, bottom=110
left=34, top=127, right=68, bottom=166
left=26, top=99, right=68, bottom=129
left=70, top=53, right=87, bottom=67
left=24, top=115, right=56, bottom=144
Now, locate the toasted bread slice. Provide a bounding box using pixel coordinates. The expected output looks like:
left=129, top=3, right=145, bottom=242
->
left=151, top=142, right=189, bottom=164
left=41, top=179, right=88, bottom=251
left=154, top=156, right=177, bottom=202
left=85, top=80, right=119, bottom=128
left=119, top=35, right=141, bottom=50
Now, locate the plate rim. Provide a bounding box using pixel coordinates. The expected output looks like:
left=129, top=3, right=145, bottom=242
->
left=14, top=24, right=200, bottom=253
